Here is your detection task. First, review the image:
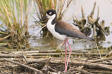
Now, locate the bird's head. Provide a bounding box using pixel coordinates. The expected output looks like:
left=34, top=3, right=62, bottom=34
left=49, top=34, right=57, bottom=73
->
left=46, top=9, right=56, bottom=19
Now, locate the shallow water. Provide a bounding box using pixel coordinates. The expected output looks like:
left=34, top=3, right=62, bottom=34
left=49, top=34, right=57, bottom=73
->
left=28, top=0, right=112, bottom=50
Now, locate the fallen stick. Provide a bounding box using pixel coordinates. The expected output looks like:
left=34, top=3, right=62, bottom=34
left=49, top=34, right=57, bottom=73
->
left=0, top=34, right=10, bottom=42
left=0, top=54, right=24, bottom=58
left=27, top=52, right=106, bottom=57
left=72, top=61, right=112, bottom=71
left=2, top=57, right=112, bottom=73
left=3, top=59, right=43, bottom=74
left=49, top=58, right=112, bottom=71
left=0, top=52, right=107, bottom=58
left=69, top=66, right=92, bottom=74
left=26, top=58, right=112, bottom=71
left=89, top=58, right=112, bottom=63
left=74, top=68, right=92, bottom=74
left=12, top=50, right=86, bottom=53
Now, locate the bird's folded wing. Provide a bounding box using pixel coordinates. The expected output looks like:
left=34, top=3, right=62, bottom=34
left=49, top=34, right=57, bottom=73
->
left=55, top=21, right=91, bottom=40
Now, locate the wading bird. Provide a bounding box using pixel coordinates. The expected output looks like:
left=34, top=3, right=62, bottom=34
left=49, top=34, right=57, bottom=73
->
left=46, top=9, right=93, bottom=72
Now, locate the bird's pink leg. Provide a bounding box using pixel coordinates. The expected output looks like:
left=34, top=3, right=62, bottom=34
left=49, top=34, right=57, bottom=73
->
left=59, top=38, right=69, bottom=72
left=66, top=39, right=72, bottom=68
left=64, top=42, right=67, bottom=72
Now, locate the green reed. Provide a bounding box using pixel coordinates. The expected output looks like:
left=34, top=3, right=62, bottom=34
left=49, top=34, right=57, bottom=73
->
left=0, top=0, right=32, bottom=49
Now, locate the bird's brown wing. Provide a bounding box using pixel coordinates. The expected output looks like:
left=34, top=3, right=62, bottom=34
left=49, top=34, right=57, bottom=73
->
left=55, top=21, right=92, bottom=40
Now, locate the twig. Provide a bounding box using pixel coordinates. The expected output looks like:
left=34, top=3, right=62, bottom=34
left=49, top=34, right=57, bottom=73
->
left=89, top=58, right=112, bottom=63
left=13, top=50, right=86, bottom=53
left=42, top=58, right=51, bottom=72
left=106, top=50, right=112, bottom=57
left=95, top=42, right=102, bottom=58
left=26, top=59, right=112, bottom=72
left=49, top=58, right=112, bottom=71
left=0, top=52, right=107, bottom=58
left=0, top=34, right=10, bottom=42
left=21, top=49, right=28, bottom=63
left=74, top=67, right=92, bottom=74
left=0, top=54, right=23, bottom=58
left=72, top=61, right=112, bottom=71
left=3, top=58, right=43, bottom=74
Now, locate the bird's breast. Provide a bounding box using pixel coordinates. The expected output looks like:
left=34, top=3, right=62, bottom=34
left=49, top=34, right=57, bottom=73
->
left=46, top=21, right=66, bottom=40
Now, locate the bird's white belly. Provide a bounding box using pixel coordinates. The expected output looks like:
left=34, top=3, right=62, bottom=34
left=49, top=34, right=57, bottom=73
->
left=47, top=23, right=66, bottom=40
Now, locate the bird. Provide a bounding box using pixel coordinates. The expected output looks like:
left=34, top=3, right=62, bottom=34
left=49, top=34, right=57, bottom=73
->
left=45, top=9, right=93, bottom=72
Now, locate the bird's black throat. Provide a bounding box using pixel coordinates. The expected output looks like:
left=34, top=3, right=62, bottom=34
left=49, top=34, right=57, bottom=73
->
left=51, top=16, right=57, bottom=25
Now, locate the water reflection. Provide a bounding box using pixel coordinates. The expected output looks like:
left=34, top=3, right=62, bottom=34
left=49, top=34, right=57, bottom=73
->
left=29, top=34, right=96, bottom=50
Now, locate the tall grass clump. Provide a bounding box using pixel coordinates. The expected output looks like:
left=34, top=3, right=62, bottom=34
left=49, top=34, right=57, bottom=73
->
left=0, top=0, right=32, bottom=49
left=35, top=0, right=72, bottom=38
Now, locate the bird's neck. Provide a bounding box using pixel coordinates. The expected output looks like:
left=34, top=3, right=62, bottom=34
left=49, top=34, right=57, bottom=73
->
left=48, top=15, right=57, bottom=25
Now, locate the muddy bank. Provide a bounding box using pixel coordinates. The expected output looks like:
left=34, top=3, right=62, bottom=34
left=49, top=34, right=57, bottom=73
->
left=0, top=49, right=112, bottom=74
